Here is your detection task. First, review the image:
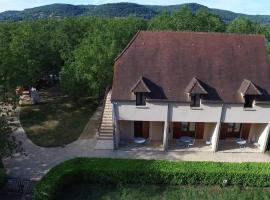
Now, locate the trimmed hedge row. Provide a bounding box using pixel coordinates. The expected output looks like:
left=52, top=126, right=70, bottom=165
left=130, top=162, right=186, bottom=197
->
left=0, top=160, right=6, bottom=188
left=34, top=158, right=270, bottom=200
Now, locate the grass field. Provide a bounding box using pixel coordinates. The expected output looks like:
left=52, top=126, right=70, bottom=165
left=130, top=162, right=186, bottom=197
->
left=20, top=89, right=98, bottom=147
left=57, top=184, right=270, bottom=200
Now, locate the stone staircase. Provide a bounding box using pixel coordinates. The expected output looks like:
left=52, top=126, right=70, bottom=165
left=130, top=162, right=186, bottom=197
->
left=95, top=90, right=115, bottom=150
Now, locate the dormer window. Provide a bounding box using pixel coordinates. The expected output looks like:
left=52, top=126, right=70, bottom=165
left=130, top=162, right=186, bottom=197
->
left=238, top=79, right=262, bottom=109
left=244, top=95, right=255, bottom=108
left=131, top=76, right=151, bottom=106
left=136, top=92, right=146, bottom=106
left=185, top=78, right=208, bottom=108
left=190, top=94, right=200, bottom=107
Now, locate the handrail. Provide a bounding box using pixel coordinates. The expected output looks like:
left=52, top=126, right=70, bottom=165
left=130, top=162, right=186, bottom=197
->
left=98, top=85, right=112, bottom=136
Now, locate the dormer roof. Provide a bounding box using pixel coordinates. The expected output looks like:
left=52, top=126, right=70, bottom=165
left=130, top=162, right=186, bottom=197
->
left=185, top=78, right=208, bottom=95
left=238, top=79, right=262, bottom=96
left=131, top=76, right=151, bottom=93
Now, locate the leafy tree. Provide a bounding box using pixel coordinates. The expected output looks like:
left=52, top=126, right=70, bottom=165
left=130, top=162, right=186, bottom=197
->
left=61, top=17, right=147, bottom=99
left=149, top=7, right=225, bottom=32
left=195, top=10, right=226, bottom=32
left=148, top=11, right=173, bottom=31
left=0, top=23, right=15, bottom=92
left=227, top=17, right=265, bottom=34
left=172, top=6, right=197, bottom=31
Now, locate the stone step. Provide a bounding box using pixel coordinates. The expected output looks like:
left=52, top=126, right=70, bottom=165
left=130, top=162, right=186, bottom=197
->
left=100, top=129, right=113, bottom=132
left=101, top=121, right=113, bottom=125
left=100, top=130, right=113, bottom=134
left=99, top=134, right=113, bottom=138
left=98, top=136, right=114, bottom=140
left=100, top=125, right=113, bottom=129
left=103, top=111, right=112, bottom=114
left=103, top=113, right=112, bottom=116
left=100, top=126, right=113, bottom=130
left=103, top=112, right=112, bottom=115
left=100, top=132, right=113, bottom=135
left=102, top=116, right=112, bottom=121
left=101, top=118, right=113, bottom=122
left=102, top=119, right=113, bottom=122
left=99, top=132, right=113, bottom=136
left=103, top=115, right=112, bottom=118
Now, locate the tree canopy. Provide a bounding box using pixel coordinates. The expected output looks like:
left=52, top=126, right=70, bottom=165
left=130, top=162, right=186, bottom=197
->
left=148, top=7, right=226, bottom=32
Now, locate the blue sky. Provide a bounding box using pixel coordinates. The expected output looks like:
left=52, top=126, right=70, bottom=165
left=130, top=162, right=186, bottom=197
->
left=0, top=0, right=269, bottom=15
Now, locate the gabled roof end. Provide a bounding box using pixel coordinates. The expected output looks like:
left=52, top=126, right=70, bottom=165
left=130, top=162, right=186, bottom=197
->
left=185, top=77, right=208, bottom=95
left=131, top=76, right=151, bottom=93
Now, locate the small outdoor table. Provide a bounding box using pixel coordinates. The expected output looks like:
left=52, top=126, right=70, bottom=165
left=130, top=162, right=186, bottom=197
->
left=180, top=136, right=194, bottom=147
left=235, top=138, right=247, bottom=148
left=134, top=137, right=146, bottom=144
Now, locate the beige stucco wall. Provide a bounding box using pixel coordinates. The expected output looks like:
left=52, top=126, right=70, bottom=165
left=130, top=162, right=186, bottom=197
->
left=259, top=123, right=270, bottom=152
left=248, top=123, right=266, bottom=142
left=114, top=101, right=270, bottom=124
left=150, top=121, right=164, bottom=141
left=114, top=101, right=168, bottom=121
left=119, top=120, right=134, bottom=140
left=203, top=123, right=216, bottom=140
left=171, top=103, right=223, bottom=123
left=223, top=104, right=270, bottom=123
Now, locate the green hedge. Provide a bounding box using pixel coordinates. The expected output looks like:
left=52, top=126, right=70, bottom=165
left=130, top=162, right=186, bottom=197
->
left=0, top=160, right=6, bottom=188
left=34, top=158, right=270, bottom=200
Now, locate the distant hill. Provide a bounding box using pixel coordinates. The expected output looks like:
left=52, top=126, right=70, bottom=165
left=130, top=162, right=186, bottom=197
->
left=0, top=2, right=270, bottom=24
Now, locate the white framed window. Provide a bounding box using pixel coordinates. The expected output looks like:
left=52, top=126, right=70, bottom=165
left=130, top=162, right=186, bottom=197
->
left=190, top=94, right=200, bottom=107
left=136, top=92, right=146, bottom=106
left=244, top=95, right=255, bottom=108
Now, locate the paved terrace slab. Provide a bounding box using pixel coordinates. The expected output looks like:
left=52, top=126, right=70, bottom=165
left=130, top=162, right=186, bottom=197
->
left=3, top=109, right=270, bottom=181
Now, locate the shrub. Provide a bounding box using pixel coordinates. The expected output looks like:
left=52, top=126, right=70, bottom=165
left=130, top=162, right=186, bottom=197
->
left=34, top=158, right=270, bottom=200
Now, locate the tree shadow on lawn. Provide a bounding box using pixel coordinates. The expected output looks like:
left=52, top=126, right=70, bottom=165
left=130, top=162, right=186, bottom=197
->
left=20, top=97, right=98, bottom=147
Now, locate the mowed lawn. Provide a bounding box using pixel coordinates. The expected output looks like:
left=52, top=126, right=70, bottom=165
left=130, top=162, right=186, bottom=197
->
left=20, top=96, right=98, bottom=147
left=58, top=184, right=270, bottom=200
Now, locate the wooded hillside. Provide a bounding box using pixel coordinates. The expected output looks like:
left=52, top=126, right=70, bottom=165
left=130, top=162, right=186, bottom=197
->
left=1, top=3, right=270, bottom=24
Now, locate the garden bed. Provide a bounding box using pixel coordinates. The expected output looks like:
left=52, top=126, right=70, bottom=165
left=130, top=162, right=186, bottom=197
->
left=34, top=158, right=270, bottom=200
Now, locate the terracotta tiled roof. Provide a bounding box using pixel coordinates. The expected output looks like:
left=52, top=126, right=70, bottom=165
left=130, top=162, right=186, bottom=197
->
left=112, top=31, right=270, bottom=103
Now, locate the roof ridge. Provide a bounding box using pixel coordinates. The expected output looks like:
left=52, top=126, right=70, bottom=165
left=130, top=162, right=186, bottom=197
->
left=185, top=77, right=208, bottom=94
left=140, top=30, right=265, bottom=38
